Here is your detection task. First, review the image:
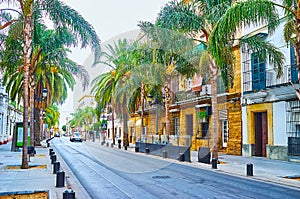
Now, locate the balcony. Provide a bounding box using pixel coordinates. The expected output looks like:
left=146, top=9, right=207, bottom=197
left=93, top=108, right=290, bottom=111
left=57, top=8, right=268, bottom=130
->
left=243, top=64, right=297, bottom=93
left=175, top=85, right=212, bottom=103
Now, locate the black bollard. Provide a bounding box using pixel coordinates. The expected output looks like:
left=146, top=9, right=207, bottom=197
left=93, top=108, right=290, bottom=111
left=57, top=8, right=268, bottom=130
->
left=163, top=151, right=168, bottom=158
left=124, top=145, right=127, bottom=150
left=178, top=153, right=184, bottom=161
left=51, top=154, right=57, bottom=164
left=135, top=146, right=139, bottom=152
left=50, top=151, right=55, bottom=157
left=118, top=139, right=121, bottom=149
left=49, top=148, right=53, bottom=155
left=145, top=148, right=150, bottom=154
left=247, top=163, right=253, bottom=176
left=56, top=170, right=65, bottom=187
left=47, top=142, right=50, bottom=147
left=53, top=161, right=60, bottom=174
left=212, top=158, right=217, bottom=169
left=63, top=189, right=75, bottom=199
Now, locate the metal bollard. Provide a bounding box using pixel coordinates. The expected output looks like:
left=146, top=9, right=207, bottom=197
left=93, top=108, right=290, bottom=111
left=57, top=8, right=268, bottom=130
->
left=56, top=170, right=65, bottom=187
left=178, top=153, right=184, bottom=161
left=47, top=142, right=50, bottom=147
left=50, top=151, right=55, bottom=157
left=135, top=146, right=139, bottom=152
left=53, top=161, right=60, bottom=174
left=163, top=150, right=168, bottom=158
left=247, top=163, right=253, bottom=176
left=63, top=189, right=75, bottom=199
left=145, top=148, right=150, bottom=154
left=49, top=148, right=53, bottom=155
left=51, top=154, right=57, bottom=164
left=124, top=145, right=127, bottom=150
left=212, top=158, right=217, bottom=169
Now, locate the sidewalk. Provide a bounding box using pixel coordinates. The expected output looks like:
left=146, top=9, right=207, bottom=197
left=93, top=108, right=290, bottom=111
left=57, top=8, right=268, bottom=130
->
left=190, top=151, right=300, bottom=189
left=0, top=141, right=89, bottom=199
left=122, top=142, right=300, bottom=189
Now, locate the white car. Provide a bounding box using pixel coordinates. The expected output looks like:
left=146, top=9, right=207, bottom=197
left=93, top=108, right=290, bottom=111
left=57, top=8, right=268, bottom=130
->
left=70, top=133, right=83, bottom=142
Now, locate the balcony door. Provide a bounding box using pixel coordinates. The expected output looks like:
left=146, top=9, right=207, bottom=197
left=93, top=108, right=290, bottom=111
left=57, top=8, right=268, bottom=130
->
left=251, top=51, right=266, bottom=91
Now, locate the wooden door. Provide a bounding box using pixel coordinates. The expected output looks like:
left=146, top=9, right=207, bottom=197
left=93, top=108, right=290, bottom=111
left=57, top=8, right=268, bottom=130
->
left=254, top=112, right=268, bottom=157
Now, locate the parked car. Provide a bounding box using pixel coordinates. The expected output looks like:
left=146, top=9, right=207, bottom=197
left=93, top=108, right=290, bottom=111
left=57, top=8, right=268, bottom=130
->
left=70, top=132, right=83, bottom=142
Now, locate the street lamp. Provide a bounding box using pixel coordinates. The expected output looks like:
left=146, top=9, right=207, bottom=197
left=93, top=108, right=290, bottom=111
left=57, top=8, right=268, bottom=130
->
left=42, top=88, right=48, bottom=99
left=41, top=88, right=47, bottom=139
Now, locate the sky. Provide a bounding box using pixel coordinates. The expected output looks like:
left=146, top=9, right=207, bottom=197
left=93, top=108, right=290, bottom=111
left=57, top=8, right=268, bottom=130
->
left=58, top=0, right=170, bottom=127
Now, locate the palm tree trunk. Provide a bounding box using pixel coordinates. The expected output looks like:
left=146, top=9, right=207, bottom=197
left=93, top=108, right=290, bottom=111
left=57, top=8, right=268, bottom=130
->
left=122, top=94, right=129, bottom=146
left=30, top=87, right=34, bottom=147
left=164, top=85, right=171, bottom=137
left=21, top=13, right=33, bottom=169
left=34, top=107, right=41, bottom=145
left=111, top=102, right=115, bottom=145
left=209, top=56, right=219, bottom=160
left=140, top=82, right=145, bottom=135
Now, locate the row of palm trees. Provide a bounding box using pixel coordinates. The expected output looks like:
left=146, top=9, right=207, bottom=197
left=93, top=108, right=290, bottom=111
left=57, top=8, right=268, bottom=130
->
left=0, top=0, right=101, bottom=168
left=1, top=0, right=299, bottom=168
left=90, top=0, right=300, bottom=162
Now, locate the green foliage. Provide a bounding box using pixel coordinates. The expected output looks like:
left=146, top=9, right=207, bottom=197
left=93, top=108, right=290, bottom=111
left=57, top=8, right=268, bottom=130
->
left=197, top=111, right=207, bottom=119
left=62, top=125, right=66, bottom=132
left=209, top=0, right=281, bottom=69
left=156, top=1, right=203, bottom=34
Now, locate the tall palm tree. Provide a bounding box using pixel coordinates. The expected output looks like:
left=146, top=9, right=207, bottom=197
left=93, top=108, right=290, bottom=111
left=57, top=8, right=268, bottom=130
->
left=138, top=19, right=199, bottom=138
left=210, top=0, right=297, bottom=90
left=2, top=24, right=89, bottom=146
left=92, top=39, right=135, bottom=145
left=43, top=104, right=60, bottom=138
left=1, top=0, right=100, bottom=168
left=156, top=0, right=284, bottom=160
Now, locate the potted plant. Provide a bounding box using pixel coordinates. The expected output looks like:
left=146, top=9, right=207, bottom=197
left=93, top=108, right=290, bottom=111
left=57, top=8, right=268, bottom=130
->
left=198, top=111, right=208, bottom=123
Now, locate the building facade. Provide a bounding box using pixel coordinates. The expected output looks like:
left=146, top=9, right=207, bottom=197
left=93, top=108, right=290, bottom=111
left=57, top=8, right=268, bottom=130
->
left=240, top=10, right=299, bottom=160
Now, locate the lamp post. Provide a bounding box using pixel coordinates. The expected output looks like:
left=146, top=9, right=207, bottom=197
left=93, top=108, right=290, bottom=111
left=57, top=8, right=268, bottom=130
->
left=40, top=88, right=47, bottom=139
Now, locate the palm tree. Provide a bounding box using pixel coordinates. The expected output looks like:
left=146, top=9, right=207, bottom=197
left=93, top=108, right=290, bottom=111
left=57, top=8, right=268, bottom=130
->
left=43, top=104, right=60, bottom=138
left=1, top=24, right=90, bottom=146
left=210, top=0, right=297, bottom=92
left=156, top=0, right=285, bottom=161
left=138, top=19, right=199, bottom=138
left=92, top=39, right=135, bottom=145
left=69, top=107, right=96, bottom=140
left=1, top=0, right=100, bottom=168
left=147, top=0, right=229, bottom=160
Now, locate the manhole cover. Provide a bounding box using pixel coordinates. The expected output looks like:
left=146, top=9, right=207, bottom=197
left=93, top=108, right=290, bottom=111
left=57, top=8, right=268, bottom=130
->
left=152, top=176, right=171, bottom=179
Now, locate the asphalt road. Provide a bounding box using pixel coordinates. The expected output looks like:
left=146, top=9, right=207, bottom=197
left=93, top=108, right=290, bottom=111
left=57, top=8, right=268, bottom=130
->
left=52, top=137, right=300, bottom=199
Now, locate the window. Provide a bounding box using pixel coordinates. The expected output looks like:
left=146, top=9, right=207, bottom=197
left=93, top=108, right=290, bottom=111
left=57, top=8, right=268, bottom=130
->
left=217, top=75, right=226, bottom=94
left=251, top=51, right=266, bottom=91
left=186, top=114, right=193, bottom=136
left=287, top=101, right=300, bottom=138
left=222, top=120, right=229, bottom=147
left=201, top=122, right=209, bottom=138
left=174, top=117, right=180, bottom=136
left=290, top=45, right=298, bottom=83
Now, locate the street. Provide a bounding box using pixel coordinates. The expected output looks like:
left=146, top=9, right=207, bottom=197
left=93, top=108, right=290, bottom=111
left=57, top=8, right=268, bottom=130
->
left=52, top=137, right=300, bottom=199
